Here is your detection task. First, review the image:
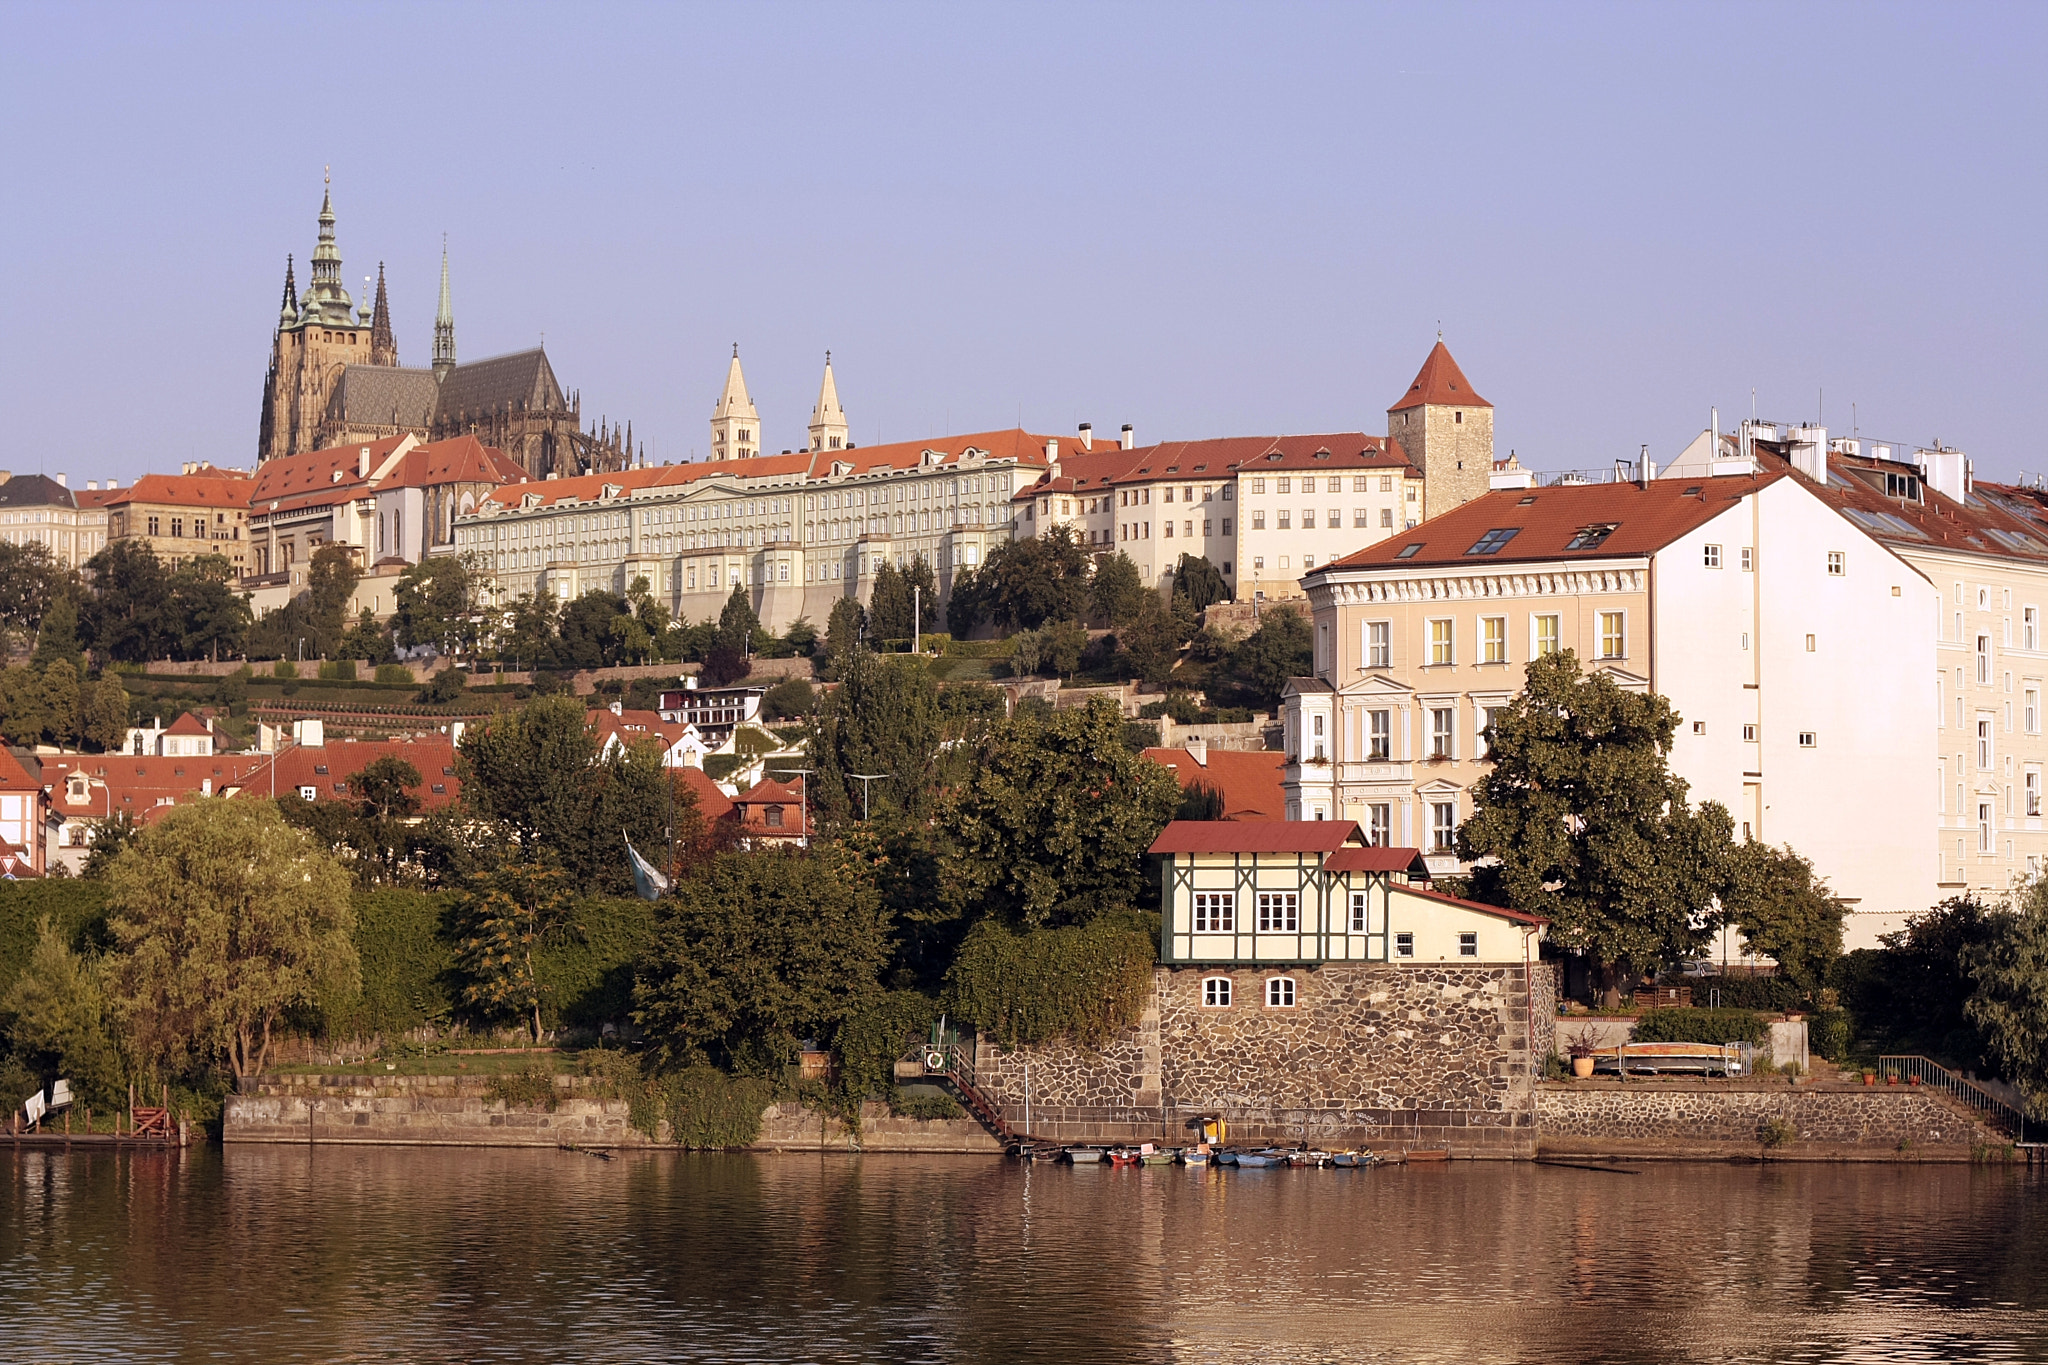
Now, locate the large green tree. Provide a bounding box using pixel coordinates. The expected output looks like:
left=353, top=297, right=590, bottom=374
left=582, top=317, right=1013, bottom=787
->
left=1457, top=650, right=1733, bottom=1005
left=1720, top=841, right=1847, bottom=991
left=392, top=553, right=488, bottom=657
left=1965, top=887, right=2048, bottom=1115
left=103, top=800, right=359, bottom=1079
left=2, top=917, right=129, bottom=1107
left=940, top=695, right=1182, bottom=928
left=960, top=526, right=1090, bottom=631
left=1222, top=605, right=1312, bottom=708
left=1090, top=552, right=1147, bottom=628
left=805, top=645, right=943, bottom=826
left=82, top=540, right=172, bottom=662
left=451, top=860, right=575, bottom=1041
left=1171, top=554, right=1229, bottom=612
left=169, top=554, right=251, bottom=661
left=0, top=541, right=68, bottom=656
left=634, top=850, right=891, bottom=1074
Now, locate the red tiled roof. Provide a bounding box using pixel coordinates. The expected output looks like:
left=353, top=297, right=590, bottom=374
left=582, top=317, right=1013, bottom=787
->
left=1148, top=819, right=1363, bottom=855
left=42, top=753, right=276, bottom=824
left=0, top=745, right=38, bottom=791
left=232, top=739, right=462, bottom=810
left=104, top=471, right=255, bottom=512
left=1324, top=471, right=1783, bottom=573
left=677, top=767, right=735, bottom=823
left=1324, top=846, right=1433, bottom=877
left=1142, top=747, right=1286, bottom=822
left=164, top=712, right=212, bottom=737
left=734, top=777, right=803, bottom=806
left=806, top=427, right=1061, bottom=481
left=380, top=433, right=527, bottom=489
left=1398, top=882, right=1548, bottom=926
left=589, top=708, right=697, bottom=752
left=1118, top=434, right=1408, bottom=482
left=249, top=435, right=413, bottom=511
left=1388, top=340, right=1490, bottom=412
left=1755, top=441, right=2048, bottom=567
left=73, top=487, right=121, bottom=509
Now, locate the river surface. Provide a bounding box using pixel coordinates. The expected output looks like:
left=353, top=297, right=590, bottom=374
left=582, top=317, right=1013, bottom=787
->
left=3, top=1147, right=2046, bottom=1363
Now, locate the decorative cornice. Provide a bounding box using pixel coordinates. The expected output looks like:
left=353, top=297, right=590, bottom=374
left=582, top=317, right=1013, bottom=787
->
left=1314, top=564, right=1646, bottom=606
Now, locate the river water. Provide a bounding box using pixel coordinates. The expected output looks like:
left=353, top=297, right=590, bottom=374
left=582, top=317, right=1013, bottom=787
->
left=3, top=1147, right=2046, bottom=1363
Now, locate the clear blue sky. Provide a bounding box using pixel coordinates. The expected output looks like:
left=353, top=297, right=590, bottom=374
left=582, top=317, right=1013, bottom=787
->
left=2, top=2, right=2041, bottom=484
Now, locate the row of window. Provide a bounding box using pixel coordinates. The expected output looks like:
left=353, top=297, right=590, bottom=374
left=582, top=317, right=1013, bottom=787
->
left=1361, top=613, right=1619, bottom=669
left=1245, top=475, right=1405, bottom=495
left=1189, top=891, right=1484, bottom=946
left=1249, top=508, right=1395, bottom=531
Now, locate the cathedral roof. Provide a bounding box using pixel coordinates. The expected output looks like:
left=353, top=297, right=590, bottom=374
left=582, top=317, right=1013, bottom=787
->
left=1389, top=340, right=1490, bottom=412
left=432, top=348, right=565, bottom=422
left=327, top=365, right=441, bottom=432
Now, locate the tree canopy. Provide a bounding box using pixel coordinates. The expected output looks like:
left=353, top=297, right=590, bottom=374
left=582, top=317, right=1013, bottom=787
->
left=805, top=645, right=943, bottom=826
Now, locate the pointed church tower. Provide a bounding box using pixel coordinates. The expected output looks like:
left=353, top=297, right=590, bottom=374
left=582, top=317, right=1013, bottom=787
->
left=1388, top=338, right=1493, bottom=521
left=807, top=351, right=848, bottom=453
left=302, top=173, right=353, bottom=323
left=433, top=239, right=457, bottom=381
left=370, top=262, right=397, bottom=365
left=709, top=345, right=759, bottom=460
left=277, top=255, right=299, bottom=327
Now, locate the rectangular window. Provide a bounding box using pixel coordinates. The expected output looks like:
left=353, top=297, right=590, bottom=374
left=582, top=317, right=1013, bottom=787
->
left=1432, top=800, right=1456, bottom=852
left=1265, top=977, right=1297, bottom=1008
left=2028, top=607, right=2039, bottom=650
left=1827, top=551, right=1845, bottom=576
left=1252, top=510, right=1266, bottom=530
left=1354, top=509, right=1370, bottom=527
left=1349, top=891, right=1368, bottom=933
left=2028, top=688, right=2039, bottom=734
left=1395, top=931, right=1415, bottom=958
left=1249, top=478, right=1265, bottom=494
left=2029, top=770, right=2040, bottom=817
left=1978, top=636, right=1993, bottom=684
left=1704, top=543, right=1722, bottom=569
left=1301, top=510, right=1315, bottom=529
left=1741, top=547, right=1753, bottom=571
left=1979, top=803, right=1993, bottom=853
left=1277, top=511, right=1291, bottom=530
left=1458, top=931, right=1478, bottom=957
left=1480, top=706, right=1504, bottom=758
left=1367, top=621, right=1391, bottom=668
left=1430, top=618, right=1454, bottom=665
left=1800, top=731, right=1818, bottom=749
left=1534, top=614, right=1561, bottom=658
left=1742, top=724, right=1757, bottom=742
left=1257, top=892, right=1299, bottom=933
left=1202, top=976, right=1232, bottom=1008
left=1328, top=509, right=1341, bottom=529
left=1980, top=718, right=1993, bottom=769
left=1367, top=802, right=1392, bottom=846
left=1192, top=892, right=1235, bottom=933
left=1431, top=707, right=1454, bottom=759
left=1482, top=616, right=1506, bottom=663
left=1599, top=611, right=1625, bottom=659
left=1368, top=709, right=1390, bottom=761
left=1276, top=478, right=1290, bottom=494
left=1380, top=508, right=1393, bottom=528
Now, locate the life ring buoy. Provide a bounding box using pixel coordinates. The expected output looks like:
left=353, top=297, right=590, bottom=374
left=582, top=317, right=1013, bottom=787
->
left=923, top=1048, right=947, bottom=1073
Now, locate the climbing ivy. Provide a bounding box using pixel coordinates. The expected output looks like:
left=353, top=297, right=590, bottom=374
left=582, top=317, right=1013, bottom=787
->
left=944, top=915, right=1157, bottom=1049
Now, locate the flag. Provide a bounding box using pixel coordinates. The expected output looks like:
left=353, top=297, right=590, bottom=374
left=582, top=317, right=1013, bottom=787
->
left=625, top=833, right=671, bottom=902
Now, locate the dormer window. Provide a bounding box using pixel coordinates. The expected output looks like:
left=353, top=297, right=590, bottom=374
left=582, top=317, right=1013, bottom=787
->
left=1565, top=524, right=1618, bottom=551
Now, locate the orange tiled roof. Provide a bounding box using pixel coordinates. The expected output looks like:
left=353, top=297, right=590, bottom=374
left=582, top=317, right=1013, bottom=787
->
left=804, top=427, right=1061, bottom=480
left=164, top=712, right=212, bottom=737
left=0, top=745, right=40, bottom=790
left=104, top=471, right=255, bottom=512
left=678, top=767, right=735, bottom=823
left=1141, top=747, right=1286, bottom=821
left=1388, top=340, right=1490, bottom=412
left=1149, top=819, right=1363, bottom=855
left=1118, top=434, right=1407, bottom=481
left=249, top=435, right=413, bottom=512
left=233, top=739, right=462, bottom=809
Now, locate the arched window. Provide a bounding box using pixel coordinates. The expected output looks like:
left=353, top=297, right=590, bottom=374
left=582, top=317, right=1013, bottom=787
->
left=1201, top=976, right=1232, bottom=1008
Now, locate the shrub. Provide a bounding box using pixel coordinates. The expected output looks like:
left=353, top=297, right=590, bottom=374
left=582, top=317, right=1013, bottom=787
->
left=483, top=1064, right=559, bottom=1111
left=331, top=889, right=457, bottom=1039
left=1667, top=973, right=1807, bottom=1012
left=0, top=880, right=111, bottom=999
left=376, top=664, right=415, bottom=685
left=272, top=660, right=297, bottom=679
left=942, top=638, right=1012, bottom=659
left=1759, top=1116, right=1798, bottom=1148
left=889, top=1089, right=964, bottom=1121
left=318, top=660, right=355, bottom=681
left=761, top=677, right=816, bottom=721
left=415, top=668, right=467, bottom=705
left=835, top=990, right=939, bottom=1101
left=945, top=916, right=1157, bottom=1049
left=1630, top=1007, right=1767, bottom=1045
left=1809, top=1006, right=1852, bottom=1063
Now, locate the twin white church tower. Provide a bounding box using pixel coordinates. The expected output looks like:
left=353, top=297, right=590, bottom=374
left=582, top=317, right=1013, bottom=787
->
left=707, top=348, right=849, bottom=462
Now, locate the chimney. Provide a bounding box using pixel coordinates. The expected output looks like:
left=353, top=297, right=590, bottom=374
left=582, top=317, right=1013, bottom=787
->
left=1638, top=446, right=1651, bottom=489
left=1185, top=735, right=1209, bottom=767
left=1918, top=445, right=1971, bottom=504
left=1786, top=425, right=1828, bottom=482
left=1078, top=423, right=1093, bottom=451
left=1120, top=424, right=1134, bottom=451
left=54, top=473, right=67, bottom=488
left=357, top=446, right=372, bottom=479
left=1044, top=438, right=1058, bottom=464
left=610, top=700, right=623, bottom=715
left=86, top=480, right=97, bottom=491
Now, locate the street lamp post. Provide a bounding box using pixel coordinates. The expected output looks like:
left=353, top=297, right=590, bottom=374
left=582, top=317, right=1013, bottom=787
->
left=848, top=773, right=891, bottom=821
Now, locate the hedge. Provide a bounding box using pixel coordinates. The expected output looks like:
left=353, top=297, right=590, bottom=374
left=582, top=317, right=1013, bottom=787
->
left=945, top=916, right=1156, bottom=1048
left=1630, top=1007, right=1768, bottom=1046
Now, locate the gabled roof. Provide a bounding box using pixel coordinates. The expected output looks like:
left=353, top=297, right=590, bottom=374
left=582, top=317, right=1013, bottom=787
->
left=1142, top=748, right=1287, bottom=822
left=250, top=435, right=413, bottom=510
left=1324, top=846, right=1432, bottom=877
left=678, top=767, right=735, bottom=823
left=0, top=745, right=40, bottom=791
left=1396, top=882, right=1548, bottom=926
left=808, top=427, right=1059, bottom=480
left=733, top=777, right=803, bottom=806
left=164, top=713, right=212, bottom=737
left=327, top=365, right=442, bottom=431
left=41, top=752, right=276, bottom=824
left=433, top=348, right=564, bottom=421
left=1388, top=340, right=1490, bottom=412
left=1117, top=434, right=1409, bottom=483
left=1148, top=819, right=1363, bottom=855
left=379, top=434, right=526, bottom=489
left=232, top=739, right=462, bottom=810
left=105, top=471, right=255, bottom=512
left=1324, top=471, right=1782, bottom=573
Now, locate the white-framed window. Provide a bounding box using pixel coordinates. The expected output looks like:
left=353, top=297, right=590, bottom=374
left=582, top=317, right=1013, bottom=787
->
left=2027, top=688, right=2039, bottom=734
left=1480, top=706, right=1504, bottom=758
left=1599, top=611, right=1626, bottom=659
left=1979, top=635, right=1993, bottom=684
left=1980, top=718, right=1994, bottom=769
left=1431, top=708, right=1454, bottom=759
left=1827, top=551, right=1845, bottom=576
left=1257, top=891, right=1299, bottom=933
left=1380, top=508, right=1393, bottom=528
left=1704, top=543, right=1722, bottom=569
left=2027, top=607, right=2039, bottom=650
left=1741, top=547, right=1754, bottom=571
left=1367, top=802, right=1392, bottom=846
left=1265, top=976, right=1297, bottom=1008
left=1979, top=803, right=1993, bottom=853
left=1429, top=618, right=1454, bottom=665
left=1193, top=892, right=1235, bottom=933
left=1395, top=931, right=1415, bottom=958
left=1252, top=510, right=1266, bottom=530
left=1534, top=614, right=1561, bottom=658
left=2028, top=769, right=2041, bottom=817
left=1743, top=724, right=1757, bottom=742
left=1349, top=891, right=1368, bottom=933
left=1367, top=621, right=1391, bottom=668
left=1202, top=976, right=1233, bottom=1008
left=1458, top=932, right=1478, bottom=957
left=1799, top=731, right=1818, bottom=749
left=297, top=785, right=317, bottom=801
left=1482, top=616, right=1506, bottom=664
left=1368, top=709, right=1391, bottom=761
left=1432, top=801, right=1457, bottom=852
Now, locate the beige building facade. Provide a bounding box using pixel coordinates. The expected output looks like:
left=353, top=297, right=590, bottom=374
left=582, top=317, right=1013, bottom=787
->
left=0, top=473, right=112, bottom=568
left=104, top=467, right=256, bottom=573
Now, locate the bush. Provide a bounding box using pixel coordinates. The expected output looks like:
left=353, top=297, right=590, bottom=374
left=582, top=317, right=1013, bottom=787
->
left=1759, top=1115, right=1798, bottom=1148
left=331, top=889, right=456, bottom=1038
left=941, top=638, right=1012, bottom=659
left=1630, top=1007, right=1767, bottom=1045
left=415, top=668, right=467, bottom=705
left=318, top=660, right=356, bottom=681
left=835, top=990, right=939, bottom=1101
left=376, top=664, right=415, bottom=685
left=272, top=660, right=298, bottom=679
left=1667, top=973, right=1807, bottom=1012
left=889, top=1089, right=964, bottom=1121
left=945, top=916, right=1157, bottom=1048
left=483, top=1063, right=559, bottom=1111
left=761, top=677, right=816, bottom=721
left=537, top=895, right=658, bottom=1029
left=1810, top=1006, right=1852, bottom=1062
left=0, top=880, right=111, bottom=998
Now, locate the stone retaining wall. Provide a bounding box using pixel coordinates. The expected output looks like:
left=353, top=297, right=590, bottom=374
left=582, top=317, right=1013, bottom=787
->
left=225, top=1075, right=650, bottom=1148
left=1537, top=1083, right=2007, bottom=1158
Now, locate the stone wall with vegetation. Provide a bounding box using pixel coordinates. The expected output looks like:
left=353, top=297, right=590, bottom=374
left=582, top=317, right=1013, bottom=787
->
left=1537, top=1085, right=2006, bottom=1153
left=225, top=1074, right=652, bottom=1148
left=974, top=963, right=1543, bottom=1152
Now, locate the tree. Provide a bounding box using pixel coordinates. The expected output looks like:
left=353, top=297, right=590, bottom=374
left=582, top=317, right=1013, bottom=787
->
left=870, top=560, right=912, bottom=640
left=451, top=860, right=575, bottom=1042
left=80, top=811, right=141, bottom=879
left=557, top=589, right=627, bottom=670
left=3, top=917, right=129, bottom=1107
left=392, top=554, right=486, bottom=657
left=498, top=592, right=560, bottom=671
left=30, top=594, right=84, bottom=672
left=169, top=555, right=251, bottom=662
left=806, top=645, right=943, bottom=827
left=1171, top=554, right=1229, bottom=612
left=761, top=677, right=816, bottom=721
left=79, top=676, right=130, bottom=752
left=783, top=616, right=818, bottom=658
left=820, top=598, right=868, bottom=679
left=1457, top=650, right=1733, bottom=1006
left=39, top=659, right=80, bottom=748
left=103, top=800, right=358, bottom=1079
left=969, top=527, right=1090, bottom=630
left=1119, top=590, right=1184, bottom=688
left=0, top=541, right=67, bottom=655
left=1090, top=552, right=1146, bottom=627
left=82, top=540, right=172, bottom=662
left=634, top=850, right=891, bottom=1074
left=1966, top=888, right=2048, bottom=1113
left=940, top=695, right=1183, bottom=928
left=355, top=755, right=423, bottom=819
left=904, top=555, right=939, bottom=635
left=338, top=608, right=397, bottom=664
left=702, top=584, right=759, bottom=685
left=1224, top=605, right=1312, bottom=709
left=1720, top=841, right=1847, bottom=991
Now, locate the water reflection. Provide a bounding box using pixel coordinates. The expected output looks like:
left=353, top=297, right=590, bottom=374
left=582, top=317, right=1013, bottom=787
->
left=2, top=1147, right=2043, bottom=1363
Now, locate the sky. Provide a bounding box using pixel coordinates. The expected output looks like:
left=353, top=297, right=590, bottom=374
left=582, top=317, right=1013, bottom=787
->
left=1, top=2, right=2042, bottom=486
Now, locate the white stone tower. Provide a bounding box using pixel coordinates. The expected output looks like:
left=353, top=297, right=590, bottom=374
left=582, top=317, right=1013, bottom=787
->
left=709, top=345, right=760, bottom=461
left=807, top=351, right=849, bottom=453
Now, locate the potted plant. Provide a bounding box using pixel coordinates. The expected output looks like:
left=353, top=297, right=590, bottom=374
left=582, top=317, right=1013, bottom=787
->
left=1567, top=1027, right=1599, bottom=1079
left=1862, top=1069, right=1876, bottom=1086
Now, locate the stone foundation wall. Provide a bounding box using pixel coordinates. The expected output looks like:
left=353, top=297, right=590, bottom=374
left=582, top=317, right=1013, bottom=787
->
left=225, top=1074, right=650, bottom=1147
left=1537, top=1084, right=2006, bottom=1156
left=753, top=1102, right=1004, bottom=1154
left=972, top=963, right=1542, bottom=1154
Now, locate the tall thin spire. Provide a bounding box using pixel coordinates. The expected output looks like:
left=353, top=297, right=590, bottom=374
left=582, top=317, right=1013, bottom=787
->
left=433, top=235, right=456, bottom=380
left=303, top=169, right=352, bottom=323
left=278, top=254, right=299, bottom=327
left=370, top=262, right=396, bottom=365
left=808, top=350, right=848, bottom=453
left=709, top=347, right=759, bottom=460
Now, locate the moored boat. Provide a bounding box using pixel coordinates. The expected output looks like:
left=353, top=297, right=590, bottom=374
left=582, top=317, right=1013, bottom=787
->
left=1064, top=1147, right=1107, bottom=1164
left=1106, top=1148, right=1141, bottom=1167
left=1179, top=1148, right=1211, bottom=1166
left=1233, top=1151, right=1279, bottom=1168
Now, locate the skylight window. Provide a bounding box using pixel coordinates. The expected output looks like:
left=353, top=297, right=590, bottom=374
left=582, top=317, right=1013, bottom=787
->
left=1517, top=495, right=1538, bottom=506
left=1395, top=542, right=1425, bottom=559
left=1987, top=528, right=2044, bottom=554
left=1465, top=528, right=1521, bottom=556
left=1565, top=524, right=1618, bottom=551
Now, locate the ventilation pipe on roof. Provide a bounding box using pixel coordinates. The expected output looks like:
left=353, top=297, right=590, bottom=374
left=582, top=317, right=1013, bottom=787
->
left=1186, top=736, right=1209, bottom=767
left=1121, top=424, right=1135, bottom=450
left=1918, top=445, right=1971, bottom=503
left=1078, top=423, right=1093, bottom=451
left=1786, top=425, right=1827, bottom=482
left=357, top=447, right=372, bottom=479
left=1639, top=446, right=1652, bottom=489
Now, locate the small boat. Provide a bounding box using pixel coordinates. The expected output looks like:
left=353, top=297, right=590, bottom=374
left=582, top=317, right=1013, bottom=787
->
left=1331, top=1150, right=1377, bottom=1168
left=1140, top=1148, right=1177, bottom=1166
left=1233, top=1151, right=1279, bottom=1168
left=1287, top=1150, right=1327, bottom=1168
left=1064, top=1147, right=1107, bottom=1164
left=1107, top=1148, right=1141, bottom=1167
left=1179, top=1148, right=1211, bottom=1166
left=1213, top=1149, right=1239, bottom=1166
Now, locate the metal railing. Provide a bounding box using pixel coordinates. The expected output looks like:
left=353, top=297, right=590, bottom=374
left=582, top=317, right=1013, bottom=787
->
left=1878, top=1055, right=2027, bottom=1137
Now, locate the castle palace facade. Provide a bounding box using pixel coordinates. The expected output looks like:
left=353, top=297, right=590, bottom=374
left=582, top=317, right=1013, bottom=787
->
left=256, top=180, right=631, bottom=480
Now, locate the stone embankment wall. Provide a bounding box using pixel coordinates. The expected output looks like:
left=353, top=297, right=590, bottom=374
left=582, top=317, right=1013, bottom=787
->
left=973, top=963, right=1545, bottom=1155
left=1551, top=1018, right=1809, bottom=1069
left=754, top=1102, right=1004, bottom=1154
left=1537, top=1084, right=2006, bottom=1159
left=226, top=1074, right=651, bottom=1148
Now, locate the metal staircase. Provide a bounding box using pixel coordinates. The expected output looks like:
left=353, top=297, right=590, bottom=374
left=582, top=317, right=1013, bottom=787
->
left=1878, top=1055, right=2028, bottom=1137
left=907, top=1025, right=1016, bottom=1143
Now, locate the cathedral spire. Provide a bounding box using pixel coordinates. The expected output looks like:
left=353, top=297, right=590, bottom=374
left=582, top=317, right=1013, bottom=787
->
left=808, top=350, right=849, bottom=453
left=433, top=236, right=457, bottom=380
left=278, top=254, right=298, bottom=327
left=370, top=262, right=397, bottom=365
left=303, top=170, right=352, bottom=323
left=709, top=346, right=759, bottom=461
